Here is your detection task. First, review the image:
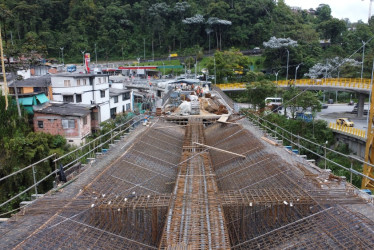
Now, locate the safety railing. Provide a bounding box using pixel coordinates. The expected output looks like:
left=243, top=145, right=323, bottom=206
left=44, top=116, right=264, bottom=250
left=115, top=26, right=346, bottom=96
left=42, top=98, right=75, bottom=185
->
left=217, top=83, right=246, bottom=89
left=329, top=122, right=367, bottom=139
left=0, top=115, right=144, bottom=214
left=217, top=78, right=372, bottom=91
left=244, top=111, right=374, bottom=185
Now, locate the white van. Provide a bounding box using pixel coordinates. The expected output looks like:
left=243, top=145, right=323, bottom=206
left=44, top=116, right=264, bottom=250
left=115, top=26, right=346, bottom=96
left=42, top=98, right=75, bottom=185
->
left=265, top=97, right=282, bottom=106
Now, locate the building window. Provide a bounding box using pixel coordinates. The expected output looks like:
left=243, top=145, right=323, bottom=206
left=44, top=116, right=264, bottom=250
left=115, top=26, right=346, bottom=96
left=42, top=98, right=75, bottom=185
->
left=110, top=108, right=116, bottom=119
left=83, top=116, right=87, bottom=125
left=123, top=105, right=125, bottom=113
left=83, top=79, right=87, bottom=85
left=98, top=78, right=102, bottom=84
left=76, top=94, right=82, bottom=103
left=64, top=80, right=71, bottom=87
left=122, top=92, right=130, bottom=100
left=62, top=119, right=75, bottom=129
left=63, top=95, right=74, bottom=103
left=100, top=90, right=105, bottom=98
left=126, top=103, right=130, bottom=111
left=114, top=96, right=118, bottom=103
left=38, top=121, right=43, bottom=128
left=77, top=79, right=81, bottom=86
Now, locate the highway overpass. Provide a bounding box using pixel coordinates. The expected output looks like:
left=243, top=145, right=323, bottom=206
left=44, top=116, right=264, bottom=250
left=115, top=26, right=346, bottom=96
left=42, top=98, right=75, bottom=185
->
left=218, top=78, right=372, bottom=117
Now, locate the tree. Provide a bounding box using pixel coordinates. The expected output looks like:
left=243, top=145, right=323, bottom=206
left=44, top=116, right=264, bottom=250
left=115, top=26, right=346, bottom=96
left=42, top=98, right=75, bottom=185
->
left=305, top=57, right=360, bottom=79
left=317, top=18, right=347, bottom=43
left=206, top=48, right=250, bottom=83
left=246, top=80, right=276, bottom=110
left=316, top=4, right=332, bottom=22
left=282, top=87, right=321, bottom=118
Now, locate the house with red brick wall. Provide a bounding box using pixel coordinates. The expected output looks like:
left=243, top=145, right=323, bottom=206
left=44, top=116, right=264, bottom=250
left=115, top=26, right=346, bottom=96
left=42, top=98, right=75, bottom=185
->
left=33, top=103, right=91, bottom=145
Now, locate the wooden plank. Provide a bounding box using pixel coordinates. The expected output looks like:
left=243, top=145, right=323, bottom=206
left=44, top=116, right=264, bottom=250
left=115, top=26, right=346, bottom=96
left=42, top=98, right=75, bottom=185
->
left=217, top=114, right=230, bottom=123
left=193, top=142, right=246, bottom=158
left=261, top=136, right=279, bottom=146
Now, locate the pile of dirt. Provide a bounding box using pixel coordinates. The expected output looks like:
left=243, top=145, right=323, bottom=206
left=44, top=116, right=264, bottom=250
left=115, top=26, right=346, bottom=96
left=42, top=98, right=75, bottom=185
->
left=216, top=105, right=228, bottom=115
left=201, top=98, right=219, bottom=113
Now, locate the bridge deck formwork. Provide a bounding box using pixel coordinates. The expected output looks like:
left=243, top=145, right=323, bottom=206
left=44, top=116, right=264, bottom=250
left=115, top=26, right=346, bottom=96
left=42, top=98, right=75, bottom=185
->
left=1, top=118, right=374, bottom=249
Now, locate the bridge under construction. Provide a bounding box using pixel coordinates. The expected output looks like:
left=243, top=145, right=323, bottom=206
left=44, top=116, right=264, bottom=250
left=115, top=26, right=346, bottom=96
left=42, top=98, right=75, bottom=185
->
left=1, top=118, right=374, bottom=248
left=1, top=90, right=374, bottom=249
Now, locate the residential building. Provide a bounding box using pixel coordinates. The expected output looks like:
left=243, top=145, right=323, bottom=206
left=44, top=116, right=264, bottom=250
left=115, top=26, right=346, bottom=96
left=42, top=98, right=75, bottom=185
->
left=109, top=88, right=133, bottom=118
left=33, top=103, right=91, bottom=145
left=8, top=75, right=52, bottom=98
left=0, top=73, right=15, bottom=95
left=51, top=73, right=110, bottom=130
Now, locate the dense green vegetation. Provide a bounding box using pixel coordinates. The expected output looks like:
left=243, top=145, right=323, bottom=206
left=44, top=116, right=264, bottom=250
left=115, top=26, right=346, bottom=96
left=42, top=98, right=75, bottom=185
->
left=1, top=0, right=374, bottom=77
left=0, top=93, right=71, bottom=215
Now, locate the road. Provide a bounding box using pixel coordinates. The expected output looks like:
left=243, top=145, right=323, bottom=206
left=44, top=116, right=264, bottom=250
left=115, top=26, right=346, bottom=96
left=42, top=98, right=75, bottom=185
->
left=316, top=104, right=369, bottom=130
left=237, top=103, right=369, bottom=130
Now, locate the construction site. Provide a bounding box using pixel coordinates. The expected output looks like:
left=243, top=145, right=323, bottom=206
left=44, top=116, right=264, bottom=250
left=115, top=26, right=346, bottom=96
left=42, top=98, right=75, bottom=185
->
left=1, top=87, right=374, bottom=249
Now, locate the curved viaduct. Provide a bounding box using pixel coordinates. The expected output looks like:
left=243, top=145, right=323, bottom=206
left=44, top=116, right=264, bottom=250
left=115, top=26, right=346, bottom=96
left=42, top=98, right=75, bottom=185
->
left=218, top=78, right=372, bottom=118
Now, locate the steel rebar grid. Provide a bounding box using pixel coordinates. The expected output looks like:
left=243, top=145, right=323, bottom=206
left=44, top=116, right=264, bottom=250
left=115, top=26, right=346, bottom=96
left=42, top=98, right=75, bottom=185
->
left=159, top=118, right=230, bottom=249
left=11, top=120, right=186, bottom=249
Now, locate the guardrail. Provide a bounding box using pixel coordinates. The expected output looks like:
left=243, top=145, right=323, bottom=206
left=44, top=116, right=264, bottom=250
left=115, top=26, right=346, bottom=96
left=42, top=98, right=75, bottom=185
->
left=329, top=122, right=367, bottom=139
left=0, top=115, right=144, bottom=214
left=217, top=78, right=372, bottom=91
left=244, top=111, right=374, bottom=185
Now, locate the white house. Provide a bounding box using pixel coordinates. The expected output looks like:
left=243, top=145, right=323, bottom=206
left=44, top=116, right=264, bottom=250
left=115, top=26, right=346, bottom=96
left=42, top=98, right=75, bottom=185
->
left=51, top=73, right=110, bottom=130
left=109, top=88, right=133, bottom=119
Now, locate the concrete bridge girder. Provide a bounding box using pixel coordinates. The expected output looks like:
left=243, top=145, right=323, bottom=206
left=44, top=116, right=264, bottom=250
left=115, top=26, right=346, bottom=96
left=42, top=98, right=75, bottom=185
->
left=334, top=133, right=366, bottom=159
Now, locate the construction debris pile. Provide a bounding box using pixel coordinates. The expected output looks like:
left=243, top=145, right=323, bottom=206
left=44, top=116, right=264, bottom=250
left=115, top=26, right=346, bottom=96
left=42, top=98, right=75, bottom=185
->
left=1, top=115, right=374, bottom=249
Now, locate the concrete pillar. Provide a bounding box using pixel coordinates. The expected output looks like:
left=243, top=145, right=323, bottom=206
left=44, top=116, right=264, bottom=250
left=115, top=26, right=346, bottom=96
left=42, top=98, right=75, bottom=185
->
left=357, top=93, right=366, bottom=118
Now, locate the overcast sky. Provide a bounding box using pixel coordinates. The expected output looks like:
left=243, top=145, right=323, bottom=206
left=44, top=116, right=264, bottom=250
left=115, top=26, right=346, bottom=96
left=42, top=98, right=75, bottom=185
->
left=284, top=0, right=370, bottom=23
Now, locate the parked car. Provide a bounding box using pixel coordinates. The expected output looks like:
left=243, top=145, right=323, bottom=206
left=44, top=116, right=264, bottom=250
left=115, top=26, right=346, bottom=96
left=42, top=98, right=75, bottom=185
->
left=336, top=118, right=354, bottom=127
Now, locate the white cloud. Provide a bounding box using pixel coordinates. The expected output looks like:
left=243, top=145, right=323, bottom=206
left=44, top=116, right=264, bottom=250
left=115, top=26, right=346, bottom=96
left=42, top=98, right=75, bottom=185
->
left=284, top=0, right=370, bottom=23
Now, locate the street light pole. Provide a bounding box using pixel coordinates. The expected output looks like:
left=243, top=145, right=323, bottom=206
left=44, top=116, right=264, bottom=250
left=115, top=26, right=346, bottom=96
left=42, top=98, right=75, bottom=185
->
left=60, top=47, right=64, bottom=65
left=295, top=64, right=300, bottom=84
left=286, top=49, right=289, bottom=82
left=275, top=70, right=280, bottom=84
left=143, top=38, right=146, bottom=61
left=361, top=40, right=366, bottom=82
left=81, top=50, right=85, bottom=67
left=95, top=43, right=97, bottom=65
